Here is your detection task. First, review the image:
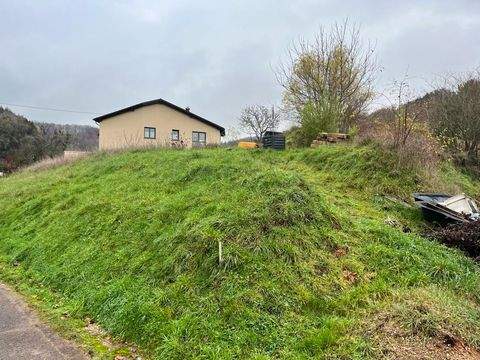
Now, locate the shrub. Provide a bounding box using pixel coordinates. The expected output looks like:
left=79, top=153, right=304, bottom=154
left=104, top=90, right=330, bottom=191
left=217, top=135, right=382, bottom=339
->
left=286, top=99, right=344, bottom=148
left=285, top=126, right=306, bottom=148
left=357, top=118, right=443, bottom=176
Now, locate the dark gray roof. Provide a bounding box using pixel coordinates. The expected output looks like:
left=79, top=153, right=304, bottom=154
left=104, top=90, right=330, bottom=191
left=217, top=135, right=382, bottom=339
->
left=93, top=98, right=225, bottom=136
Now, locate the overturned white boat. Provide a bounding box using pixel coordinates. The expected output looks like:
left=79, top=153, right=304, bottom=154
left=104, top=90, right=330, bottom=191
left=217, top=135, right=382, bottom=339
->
left=413, top=193, right=480, bottom=223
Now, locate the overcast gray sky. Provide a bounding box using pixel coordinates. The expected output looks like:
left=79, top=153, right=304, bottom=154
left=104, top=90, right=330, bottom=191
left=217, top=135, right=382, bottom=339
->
left=1, top=0, right=479, bottom=130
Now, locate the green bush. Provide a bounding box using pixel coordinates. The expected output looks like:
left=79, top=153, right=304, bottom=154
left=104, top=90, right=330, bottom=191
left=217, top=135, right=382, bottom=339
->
left=287, top=98, right=343, bottom=148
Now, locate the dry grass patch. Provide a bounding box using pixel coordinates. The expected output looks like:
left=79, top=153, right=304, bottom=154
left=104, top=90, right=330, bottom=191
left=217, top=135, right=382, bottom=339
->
left=19, top=152, right=92, bottom=173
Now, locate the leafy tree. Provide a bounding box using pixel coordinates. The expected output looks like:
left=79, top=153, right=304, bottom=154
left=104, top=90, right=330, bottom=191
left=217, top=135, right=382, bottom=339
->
left=277, top=21, right=376, bottom=134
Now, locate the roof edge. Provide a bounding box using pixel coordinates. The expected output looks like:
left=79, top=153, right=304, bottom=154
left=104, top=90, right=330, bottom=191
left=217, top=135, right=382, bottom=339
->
left=93, top=98, right=225, bottom=136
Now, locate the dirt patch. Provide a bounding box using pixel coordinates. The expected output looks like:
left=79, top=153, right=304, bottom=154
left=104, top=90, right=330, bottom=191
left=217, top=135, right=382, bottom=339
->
left=381, top=332, right=480, bottom=359
left=333, top=246, right=349, bottom=258
left=430, top=220, right=480, bottom=260
left=84, top=318, right=141, bottom=359
left=342, top=269, right=358, bottom=284
left=370, top=317, right=480, bottom=360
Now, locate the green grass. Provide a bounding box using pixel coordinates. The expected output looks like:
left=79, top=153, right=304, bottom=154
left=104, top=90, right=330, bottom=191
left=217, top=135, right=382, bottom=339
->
left=1, top=144, right=480, bottom=359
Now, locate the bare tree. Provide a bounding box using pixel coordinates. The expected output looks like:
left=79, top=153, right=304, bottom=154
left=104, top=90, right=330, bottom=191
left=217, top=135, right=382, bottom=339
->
left=277, top=20, right=376, bottom=133
left=239, top=105, right=280, bottom=142
left=224, top=126, right=241, bottom=144
left=430, top=70, right=480, bottom=160
left=36, top=123, right=70, bottom=157
left=385, top=75, right=423, bottom=149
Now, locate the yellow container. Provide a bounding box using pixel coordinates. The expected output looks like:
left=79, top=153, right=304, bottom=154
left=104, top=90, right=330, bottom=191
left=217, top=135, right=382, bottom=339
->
left=238, top=141, right=259, bottom=149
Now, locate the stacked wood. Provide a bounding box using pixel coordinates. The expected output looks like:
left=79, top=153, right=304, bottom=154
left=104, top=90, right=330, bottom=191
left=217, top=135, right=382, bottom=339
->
left=311, top=133, right=350, bottom=147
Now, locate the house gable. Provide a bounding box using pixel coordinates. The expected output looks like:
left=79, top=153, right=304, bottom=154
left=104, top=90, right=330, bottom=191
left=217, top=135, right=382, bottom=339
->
left=96, top=102, right=223, bottom=150
left=93, top=98, right=225, bottom=136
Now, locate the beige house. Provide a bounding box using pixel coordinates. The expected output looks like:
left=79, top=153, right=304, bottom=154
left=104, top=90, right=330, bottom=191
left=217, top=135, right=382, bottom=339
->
left=94, top=99, right=225, bottom=150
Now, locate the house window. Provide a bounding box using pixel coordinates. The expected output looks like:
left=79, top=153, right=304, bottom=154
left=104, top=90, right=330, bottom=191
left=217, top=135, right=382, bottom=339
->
left=192, top=131, right=206, bottom=146
left=144, top=127, right=156, bottom=139
left=171, top=129, right=180, bottom=141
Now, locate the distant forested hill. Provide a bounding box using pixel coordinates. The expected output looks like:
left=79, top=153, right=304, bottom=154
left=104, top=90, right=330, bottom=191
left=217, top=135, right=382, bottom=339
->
left=0, top=107, right=98, bottom=171
left=0, top=107, right=44, bottom=171
left=35, top=122, right=99, bottom=151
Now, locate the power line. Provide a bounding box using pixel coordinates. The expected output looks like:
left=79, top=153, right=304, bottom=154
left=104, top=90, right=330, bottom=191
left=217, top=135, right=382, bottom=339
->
left=0, top=101, right=101, bottom=115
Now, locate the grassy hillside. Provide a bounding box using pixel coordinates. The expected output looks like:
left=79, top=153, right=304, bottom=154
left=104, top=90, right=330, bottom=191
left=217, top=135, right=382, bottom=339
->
left=1, top=145, right=480, bottom=359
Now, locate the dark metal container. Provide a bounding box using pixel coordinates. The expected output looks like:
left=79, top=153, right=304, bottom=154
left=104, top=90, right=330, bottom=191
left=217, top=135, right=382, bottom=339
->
left=262, top=131, right=285, bottom=150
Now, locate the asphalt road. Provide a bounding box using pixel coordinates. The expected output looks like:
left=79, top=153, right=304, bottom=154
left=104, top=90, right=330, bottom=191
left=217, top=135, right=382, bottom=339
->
left=0, top=283, right=87, bottom=360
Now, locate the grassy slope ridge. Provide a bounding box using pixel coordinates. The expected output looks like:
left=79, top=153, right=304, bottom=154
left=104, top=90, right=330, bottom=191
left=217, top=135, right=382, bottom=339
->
left=1, top=145, right=480, bottom=359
